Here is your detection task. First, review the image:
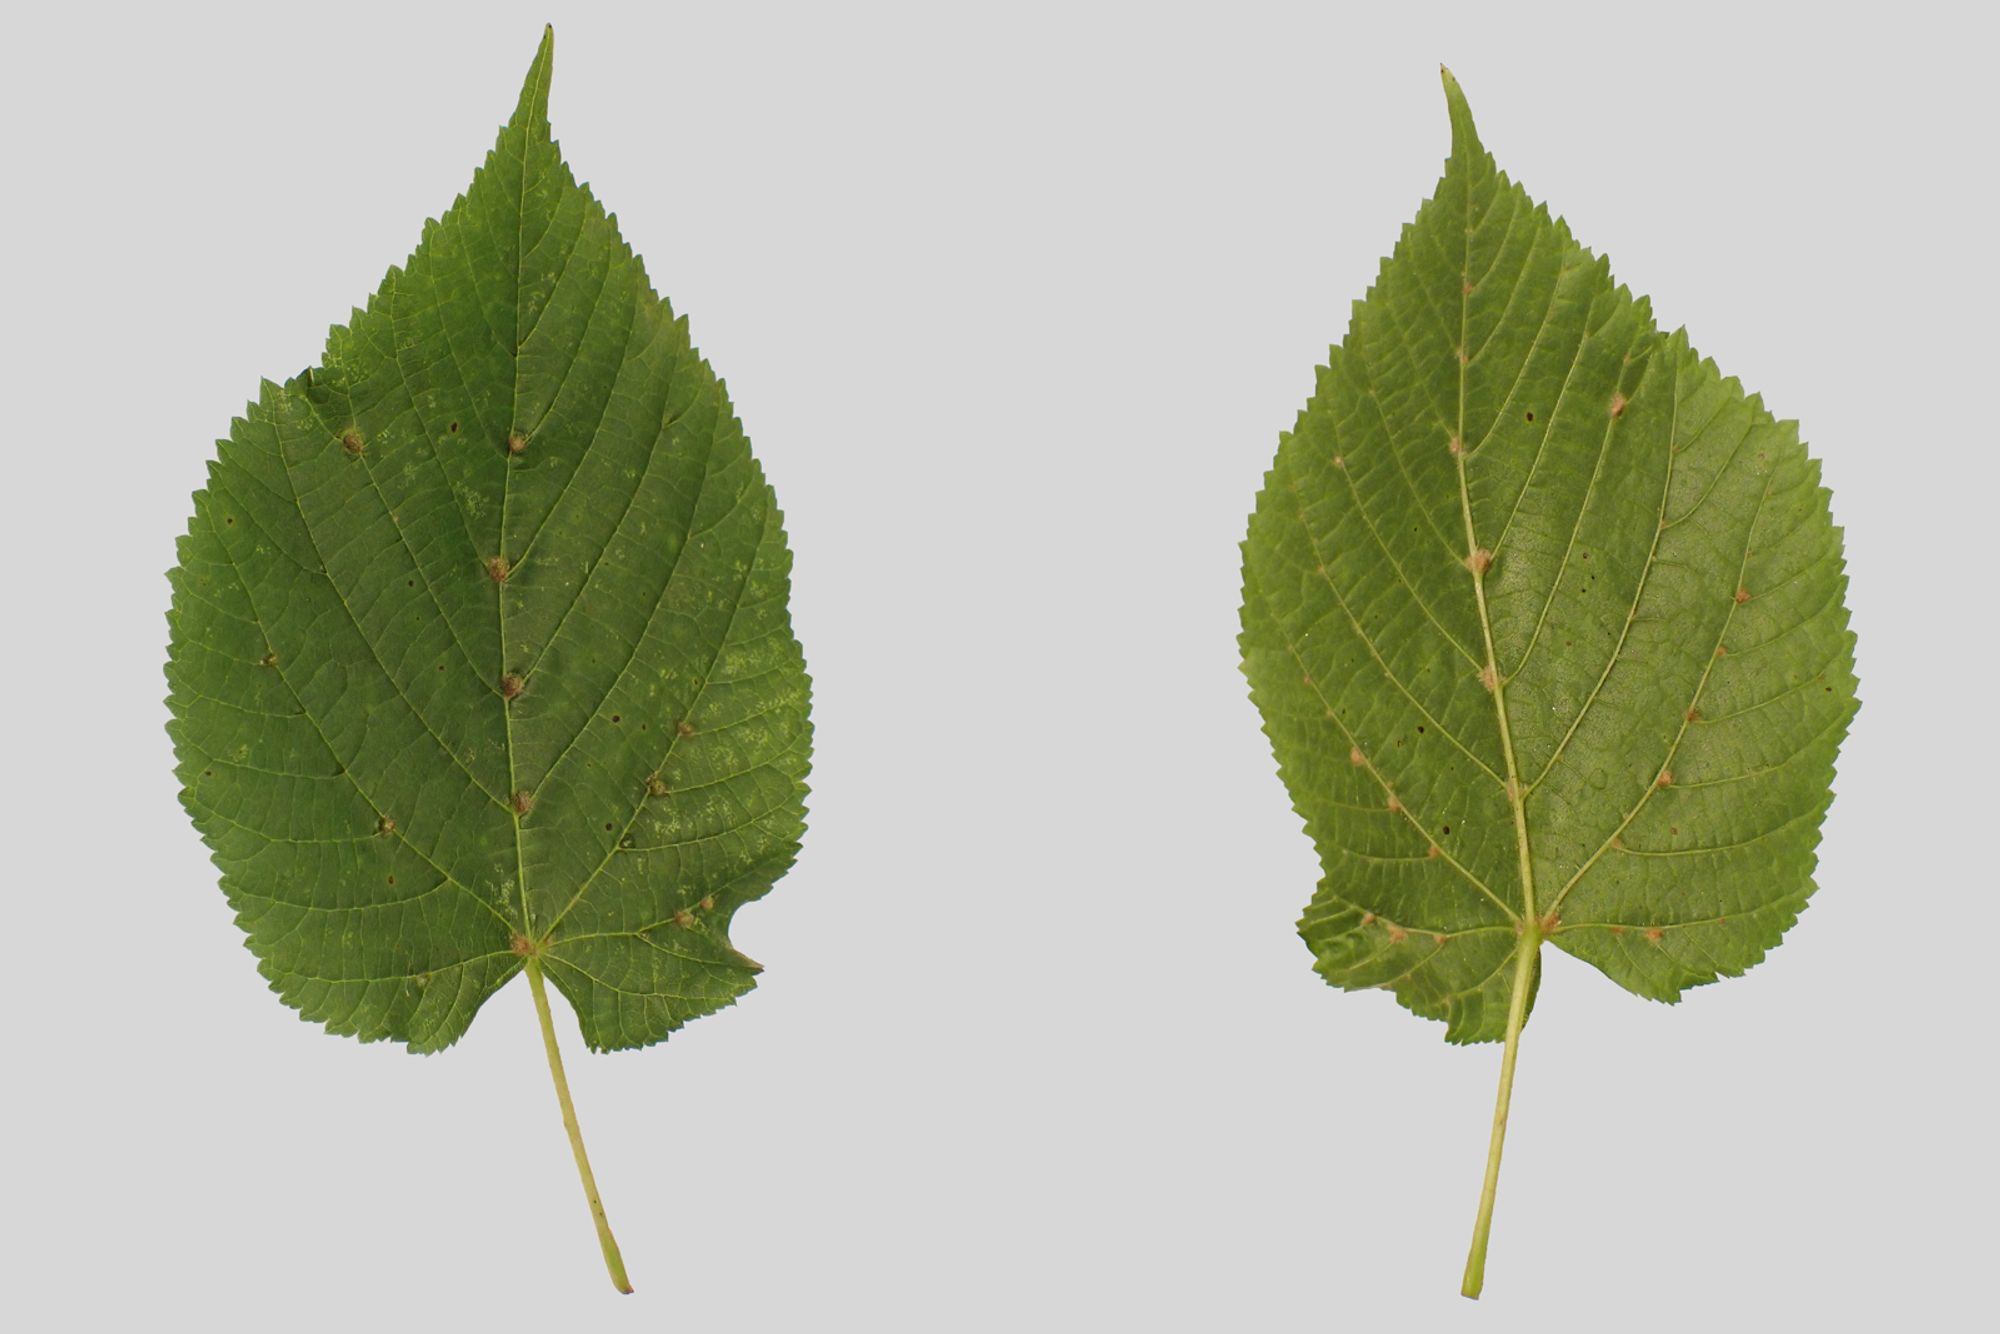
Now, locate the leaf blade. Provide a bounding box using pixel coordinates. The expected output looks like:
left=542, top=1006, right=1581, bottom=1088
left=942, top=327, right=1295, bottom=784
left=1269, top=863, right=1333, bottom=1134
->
left=1241, top=71, right=1855, bottom=1039
left=165, top=30, right=812, bottom=1056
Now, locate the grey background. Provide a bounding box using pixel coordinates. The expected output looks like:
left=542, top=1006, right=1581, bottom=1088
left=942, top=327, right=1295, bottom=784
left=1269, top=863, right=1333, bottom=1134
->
left=4, top=1, right=1991, bottom=1328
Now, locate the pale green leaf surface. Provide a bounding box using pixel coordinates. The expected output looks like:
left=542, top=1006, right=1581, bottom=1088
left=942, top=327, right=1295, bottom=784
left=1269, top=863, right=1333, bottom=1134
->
left=1241, top=75, right=1855, bottom=1043
left=166, top=33, right=811, bottom=1055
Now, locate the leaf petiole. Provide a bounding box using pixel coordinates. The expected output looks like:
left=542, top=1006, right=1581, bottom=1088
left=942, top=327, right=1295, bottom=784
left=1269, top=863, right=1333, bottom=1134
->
left=1460, top=925, right=1538, bottom=1299
left=525, top=957, right=634, bottom=1294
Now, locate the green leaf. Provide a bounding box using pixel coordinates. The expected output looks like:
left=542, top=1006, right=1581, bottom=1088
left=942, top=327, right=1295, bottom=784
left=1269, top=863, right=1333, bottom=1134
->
left=1238, top=70, right=1855, bottom=1296
left=164, top=30, right=811, bottom=1291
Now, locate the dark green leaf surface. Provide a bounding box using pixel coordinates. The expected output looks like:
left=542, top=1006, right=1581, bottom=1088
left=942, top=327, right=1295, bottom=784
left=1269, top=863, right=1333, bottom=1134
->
left=166, top=33, right=811, bottom=1057
left=1241, top=75, right=1855, bottom=1044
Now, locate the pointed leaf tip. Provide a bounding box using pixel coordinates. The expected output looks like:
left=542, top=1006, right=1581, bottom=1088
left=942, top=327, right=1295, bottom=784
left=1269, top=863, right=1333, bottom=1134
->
left=1439, top=65, right=1482, bottom=159
left=512, top=26, right=556, bottom=131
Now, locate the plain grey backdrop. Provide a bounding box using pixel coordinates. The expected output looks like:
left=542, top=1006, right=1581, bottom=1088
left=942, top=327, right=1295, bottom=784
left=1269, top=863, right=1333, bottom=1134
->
left=4, top=1, right=1992, bottom=1328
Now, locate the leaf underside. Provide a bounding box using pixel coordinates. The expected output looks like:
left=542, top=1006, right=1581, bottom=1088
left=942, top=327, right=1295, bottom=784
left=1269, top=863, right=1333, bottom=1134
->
left=165, top=32, right=812, bottom=1054
left=1240, top=74, right=1856, bottom=1043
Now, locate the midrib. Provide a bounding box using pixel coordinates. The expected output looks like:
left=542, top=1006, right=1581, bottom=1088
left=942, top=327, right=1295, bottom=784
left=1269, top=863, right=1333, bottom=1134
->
left=501, top=95, right=542, bottom=942
left=1450, top=163, right=1539, bottom=933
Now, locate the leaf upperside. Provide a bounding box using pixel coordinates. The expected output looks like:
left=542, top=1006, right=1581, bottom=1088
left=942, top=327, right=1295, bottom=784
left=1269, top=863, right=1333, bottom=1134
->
left=513, top=25, right=556, bottom=137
